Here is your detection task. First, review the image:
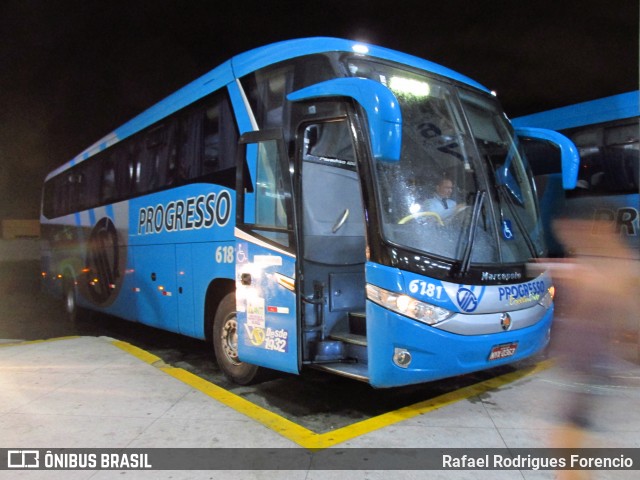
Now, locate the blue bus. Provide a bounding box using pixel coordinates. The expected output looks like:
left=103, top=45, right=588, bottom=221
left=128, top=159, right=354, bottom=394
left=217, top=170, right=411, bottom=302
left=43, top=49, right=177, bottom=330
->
left=513, top=91, right=639, bottom=256
left=41, top=38, right=578, bottom=387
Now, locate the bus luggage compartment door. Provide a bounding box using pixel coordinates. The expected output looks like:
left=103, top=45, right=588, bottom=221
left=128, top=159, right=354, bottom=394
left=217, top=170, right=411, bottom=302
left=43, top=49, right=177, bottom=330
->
left=135, top=244, right=179, bottom=332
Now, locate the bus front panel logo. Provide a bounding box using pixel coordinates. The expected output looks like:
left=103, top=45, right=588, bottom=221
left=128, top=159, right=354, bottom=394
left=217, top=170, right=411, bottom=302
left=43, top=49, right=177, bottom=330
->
left=456, top=287, right=478, bottom=312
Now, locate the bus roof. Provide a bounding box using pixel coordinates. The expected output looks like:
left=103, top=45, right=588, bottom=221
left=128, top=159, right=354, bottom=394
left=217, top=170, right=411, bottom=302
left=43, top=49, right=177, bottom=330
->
left=512, top=90, right=639, bottom=131
left=48, top=37, right=490, bottom=180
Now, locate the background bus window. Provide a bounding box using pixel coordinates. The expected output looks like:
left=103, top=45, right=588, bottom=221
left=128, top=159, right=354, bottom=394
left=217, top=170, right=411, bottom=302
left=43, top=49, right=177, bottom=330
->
left=520, top=138, right=561, bottom=177
left=567, top=119, right=639, bottom=196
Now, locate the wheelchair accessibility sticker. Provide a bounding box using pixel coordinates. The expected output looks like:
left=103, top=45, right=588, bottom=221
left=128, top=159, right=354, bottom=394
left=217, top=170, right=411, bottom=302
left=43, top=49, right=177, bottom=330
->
left=502, top=219, right=514, bottom=240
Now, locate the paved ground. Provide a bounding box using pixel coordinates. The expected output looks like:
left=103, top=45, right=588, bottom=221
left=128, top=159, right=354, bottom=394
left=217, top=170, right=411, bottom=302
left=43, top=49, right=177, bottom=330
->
left=1, top=335, right=639, bottom=479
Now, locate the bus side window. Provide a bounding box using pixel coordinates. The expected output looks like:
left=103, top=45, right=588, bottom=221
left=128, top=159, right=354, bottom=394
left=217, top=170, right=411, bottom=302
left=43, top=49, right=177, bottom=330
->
left=144, top=125, right=168, bottom=192
left=200, top=94, right=238, bottom=185
left=127, top=143, right=141, bottom=196
left=112, top=146, right=132, bottom=201
left=101, top=161, right=116, bottom=203
left=203, top=104, right=220, bottom=172
left=76, top=159, right=100, bottom=211
left=168, top=92, right=239, bottom=188
left=242, top=66, right=294, bottom=129
left=256, top=141, right=287, bottom=227
left=176, top=111, right=200, bottom=182
left=253, top=139, right=292, bottom=247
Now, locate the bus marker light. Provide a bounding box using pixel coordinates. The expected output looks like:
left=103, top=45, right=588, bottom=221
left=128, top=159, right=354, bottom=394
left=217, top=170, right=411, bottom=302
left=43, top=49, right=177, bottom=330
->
left=393, top=348, right=412, bottom=368
left=352, top=43, right=369, bottom=54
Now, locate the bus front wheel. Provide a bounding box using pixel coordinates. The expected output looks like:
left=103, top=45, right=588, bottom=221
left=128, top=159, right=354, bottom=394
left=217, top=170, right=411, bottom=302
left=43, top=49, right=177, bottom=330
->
left=213, top=293, right=262, bottom=385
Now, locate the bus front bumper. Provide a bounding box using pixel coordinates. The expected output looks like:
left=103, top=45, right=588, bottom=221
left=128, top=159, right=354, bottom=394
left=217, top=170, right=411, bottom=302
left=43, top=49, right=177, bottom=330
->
left=365, top=301, right=553, bottom=388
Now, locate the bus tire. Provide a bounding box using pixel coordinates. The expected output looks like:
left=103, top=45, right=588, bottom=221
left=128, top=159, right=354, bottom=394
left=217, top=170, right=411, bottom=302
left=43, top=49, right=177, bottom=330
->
left=213, top=292, right=262, bottom=385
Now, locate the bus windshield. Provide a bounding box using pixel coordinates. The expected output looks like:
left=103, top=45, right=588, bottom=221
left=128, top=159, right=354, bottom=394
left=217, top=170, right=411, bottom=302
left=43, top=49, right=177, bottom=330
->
left=345, top=58, right=544, bottom=264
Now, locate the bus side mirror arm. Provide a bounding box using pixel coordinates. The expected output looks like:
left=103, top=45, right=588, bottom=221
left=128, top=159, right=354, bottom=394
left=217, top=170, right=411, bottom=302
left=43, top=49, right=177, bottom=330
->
left=515, top=127, right=580, bottom=190
left=288, top=78, right=403, bottom=162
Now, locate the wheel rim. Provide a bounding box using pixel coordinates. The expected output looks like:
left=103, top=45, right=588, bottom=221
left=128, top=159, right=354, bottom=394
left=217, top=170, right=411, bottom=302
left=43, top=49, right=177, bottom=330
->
left=220, top=314, right=240, bottom=365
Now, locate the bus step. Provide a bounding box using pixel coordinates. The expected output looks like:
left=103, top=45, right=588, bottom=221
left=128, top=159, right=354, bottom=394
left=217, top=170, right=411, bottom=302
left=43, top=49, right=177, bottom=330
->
left=328, top=332, right=367, bottom=364
left=312, top=362, right=369, bottom=383
left=311, top=340, right=345, bottom=362
left=348, top=311, right=366, bottom=335
left=330, top=331, right=367, bottom=346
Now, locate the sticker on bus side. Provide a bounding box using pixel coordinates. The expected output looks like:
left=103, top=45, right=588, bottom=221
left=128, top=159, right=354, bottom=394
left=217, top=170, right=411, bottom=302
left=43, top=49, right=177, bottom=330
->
left=243, top=325, right=289, bottom=353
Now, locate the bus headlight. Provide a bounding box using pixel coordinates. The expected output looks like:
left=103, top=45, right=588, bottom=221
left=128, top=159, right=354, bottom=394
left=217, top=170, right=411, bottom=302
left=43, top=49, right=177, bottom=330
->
left=366, top=284, right=454, bottom=325
left=537, top=286, right=554, bottom=309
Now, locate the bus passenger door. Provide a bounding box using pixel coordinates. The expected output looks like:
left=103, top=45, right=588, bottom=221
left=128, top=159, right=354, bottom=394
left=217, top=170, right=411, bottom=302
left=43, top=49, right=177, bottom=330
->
left=234, top=130, right=299, bottom=374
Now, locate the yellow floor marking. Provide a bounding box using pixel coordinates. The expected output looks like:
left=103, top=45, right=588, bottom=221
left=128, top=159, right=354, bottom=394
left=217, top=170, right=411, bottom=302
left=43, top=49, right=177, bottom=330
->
left=0, top=336, right=81, bottom=348
left=111, top=339, right=165, bottom=365
left=111, top=338, right=552, bottom=450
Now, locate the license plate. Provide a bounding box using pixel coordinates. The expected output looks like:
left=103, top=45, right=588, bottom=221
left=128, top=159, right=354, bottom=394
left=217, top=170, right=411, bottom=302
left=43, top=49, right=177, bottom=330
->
left=488, top=342, right=518, bottom=361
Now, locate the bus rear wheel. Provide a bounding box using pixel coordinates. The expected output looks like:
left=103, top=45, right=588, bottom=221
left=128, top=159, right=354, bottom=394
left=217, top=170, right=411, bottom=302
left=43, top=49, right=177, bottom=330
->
left=213, top=293, right=262, bottom=385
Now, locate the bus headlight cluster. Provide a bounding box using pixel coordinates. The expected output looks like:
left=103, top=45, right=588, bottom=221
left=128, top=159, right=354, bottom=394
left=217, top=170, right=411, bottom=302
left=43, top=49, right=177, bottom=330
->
left=366, top=284, right=453, bottom=325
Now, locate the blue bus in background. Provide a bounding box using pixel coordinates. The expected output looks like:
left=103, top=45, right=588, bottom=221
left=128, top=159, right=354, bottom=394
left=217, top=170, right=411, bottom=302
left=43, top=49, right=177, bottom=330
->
left=41, top=38, right=578, bottom=387
left=513, top=91, right=639, bottom=257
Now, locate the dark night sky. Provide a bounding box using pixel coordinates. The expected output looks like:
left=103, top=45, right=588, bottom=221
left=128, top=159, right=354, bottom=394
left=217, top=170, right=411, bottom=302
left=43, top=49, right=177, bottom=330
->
left=0, top=0, right=637, bottom=219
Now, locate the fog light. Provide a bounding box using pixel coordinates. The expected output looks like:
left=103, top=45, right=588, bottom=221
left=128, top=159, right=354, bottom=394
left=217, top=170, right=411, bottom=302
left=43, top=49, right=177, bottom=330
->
left=393, top=348, right=412, bottom=368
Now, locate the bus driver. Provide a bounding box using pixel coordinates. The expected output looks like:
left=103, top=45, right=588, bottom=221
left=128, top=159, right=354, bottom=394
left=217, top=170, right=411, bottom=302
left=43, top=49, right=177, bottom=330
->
left=424, top=176, right=463, bottom=221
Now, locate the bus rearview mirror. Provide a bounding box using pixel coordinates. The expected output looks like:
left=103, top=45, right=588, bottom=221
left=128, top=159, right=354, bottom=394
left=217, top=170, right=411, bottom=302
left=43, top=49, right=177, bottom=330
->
left=515, top=127, right=580, bottom=190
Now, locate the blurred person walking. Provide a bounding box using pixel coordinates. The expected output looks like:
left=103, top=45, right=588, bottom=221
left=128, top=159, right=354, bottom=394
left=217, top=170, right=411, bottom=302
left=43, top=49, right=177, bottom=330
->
left=541, top=219, right=638, bottom=478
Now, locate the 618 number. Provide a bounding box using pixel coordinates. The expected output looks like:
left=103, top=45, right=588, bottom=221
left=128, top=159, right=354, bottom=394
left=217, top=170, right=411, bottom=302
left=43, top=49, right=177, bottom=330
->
left=215, top=245, right=234, bottom=263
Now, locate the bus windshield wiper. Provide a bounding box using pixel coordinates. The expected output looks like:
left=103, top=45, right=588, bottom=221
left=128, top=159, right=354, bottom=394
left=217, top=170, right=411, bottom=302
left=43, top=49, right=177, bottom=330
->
left=457, top=190, right=486, bottom=277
